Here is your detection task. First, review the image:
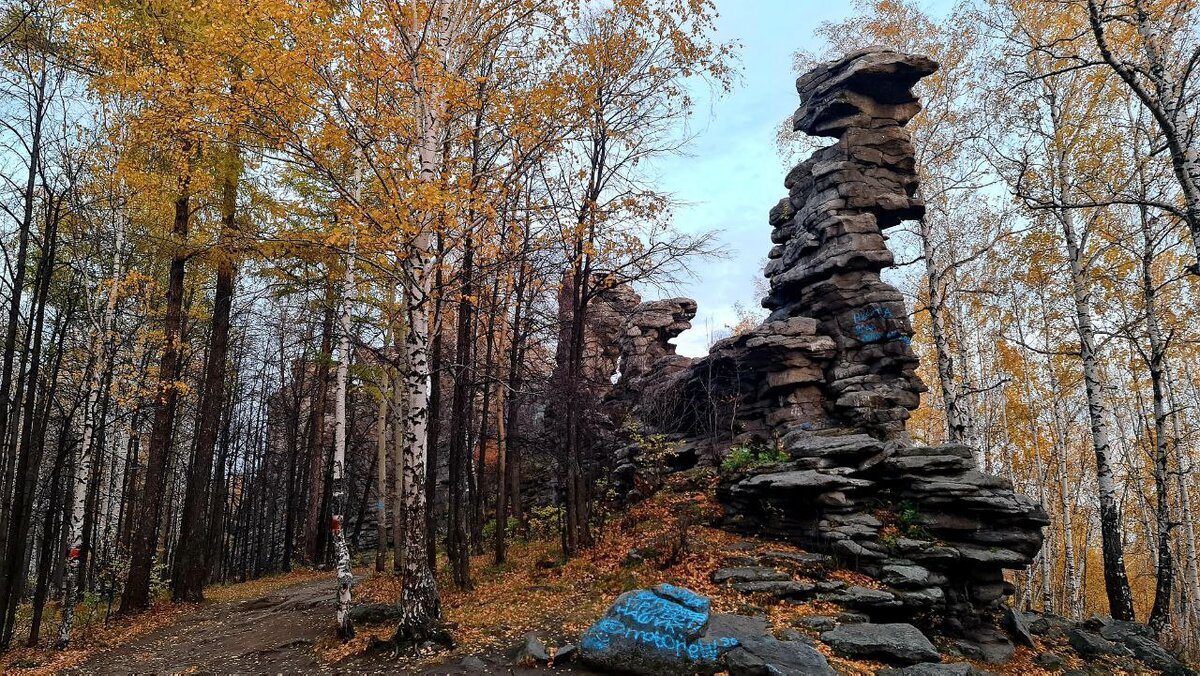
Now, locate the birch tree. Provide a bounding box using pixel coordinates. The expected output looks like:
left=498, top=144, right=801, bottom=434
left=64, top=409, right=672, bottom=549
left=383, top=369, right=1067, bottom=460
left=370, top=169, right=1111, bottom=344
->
left=332, top=207, right=357, bottom=639
left=1082, top=0, right=1200, bottom=270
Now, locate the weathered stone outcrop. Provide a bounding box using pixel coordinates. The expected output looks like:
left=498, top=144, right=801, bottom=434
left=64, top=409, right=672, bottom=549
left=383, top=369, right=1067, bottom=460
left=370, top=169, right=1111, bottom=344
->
left=579, top=584, right=833, bottom=676
left=609, top=48, right=1050, bottom=657
left=705, top=49, right=1047, bottom=650
left=551, top=272, right=642, bottom=403
left=717, top=429, right=1048, bottom=643
left=768, top=47, right=932, bottom=437
left=632, top=49, right=932, bottom=439
left=639, top=316, right=837, bottom=439
left=578, top=584, right=738, bottom=675
left=613, top=298, right=697, bottom=404
left=574, top=47, right=1194, bottom=676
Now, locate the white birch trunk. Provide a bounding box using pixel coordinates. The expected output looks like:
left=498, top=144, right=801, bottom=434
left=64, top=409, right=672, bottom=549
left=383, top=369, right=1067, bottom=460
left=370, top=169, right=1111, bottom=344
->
left=58, top=223, right=124, bottom=646
left=919, top=216, right=966, bottom=445
left=397, top=251, right=439, bottom=635
left=1169, top=370, right=1200, bottom=646
left=1179, top=480, right=1200, bottom=643
left=1047, top=377, right=1081, bottom=617
left=1061, top=205, right=1134, bottom=620
left=391, top=300, right=409, bottom=576
left=331, top=223, right=356, bottom=639
left=396, top=328, right=415, bottom=576
left=394, top=0, right=452, bottom=638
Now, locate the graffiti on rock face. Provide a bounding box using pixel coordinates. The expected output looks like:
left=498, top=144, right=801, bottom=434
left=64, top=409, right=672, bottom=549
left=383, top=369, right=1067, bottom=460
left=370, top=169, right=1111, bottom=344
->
left=580, top=617, right=737, bottom=661
left=611, top=590, right=707, bottom=633
left=852, top=306, right=911, bottom=346
left=579, top=587, right=738, bottom=664
left=655, top=583, right=709, bottom=612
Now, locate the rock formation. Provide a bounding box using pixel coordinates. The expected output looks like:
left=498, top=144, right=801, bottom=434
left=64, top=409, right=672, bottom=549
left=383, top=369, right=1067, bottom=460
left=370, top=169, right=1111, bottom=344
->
left=551, top=272, right=643, bottom=404
left=638, top=48, right=933, bottom=441
left=611, top=48, right=1050, bottom=657
left=570, top=47, right=1195, bottom=676
left=612, top=298, right=697, bottom=405
left=579, top=583, right=834, bottom=675
left=765, top=47, right=932, bottom=438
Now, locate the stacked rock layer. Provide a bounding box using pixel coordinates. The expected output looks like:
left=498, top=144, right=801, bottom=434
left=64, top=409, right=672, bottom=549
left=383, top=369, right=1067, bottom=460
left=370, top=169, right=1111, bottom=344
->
left=765, top=47, right=933, bottom=437
left=634, top=48, right=933, bottom=440
left=613, top=298, right=697, bottom=404
left=612, top=48, right=1049, bottom=648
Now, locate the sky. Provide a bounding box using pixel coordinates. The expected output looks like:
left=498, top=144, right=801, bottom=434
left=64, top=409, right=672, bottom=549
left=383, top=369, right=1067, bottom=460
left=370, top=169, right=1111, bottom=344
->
left=651, top=1, right=948, bottom=357
left=646, top=1, right=859, bottom=357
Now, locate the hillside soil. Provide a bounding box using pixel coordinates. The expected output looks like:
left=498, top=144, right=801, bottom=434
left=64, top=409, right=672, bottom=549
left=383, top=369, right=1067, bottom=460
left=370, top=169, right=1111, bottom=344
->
left=6, top=472, right=1075, bottom=675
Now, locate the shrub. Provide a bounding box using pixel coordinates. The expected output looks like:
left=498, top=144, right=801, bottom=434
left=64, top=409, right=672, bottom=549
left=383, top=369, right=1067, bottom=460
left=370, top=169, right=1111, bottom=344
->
left=629, top=425, right=683, bottom=486
left=482, top=516, right=520, bottom=543
left=526, top=505, right=561, bottom=541
left=720, top=444, right=789, bottom=474
left=895, top=500, right=929, bottom=539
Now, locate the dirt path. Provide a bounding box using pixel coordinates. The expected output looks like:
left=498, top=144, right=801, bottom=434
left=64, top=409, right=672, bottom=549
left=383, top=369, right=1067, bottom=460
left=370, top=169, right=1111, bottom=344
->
left=70, top=576, right=591, bottom=675
left=72, top=576, right=342, bottom=674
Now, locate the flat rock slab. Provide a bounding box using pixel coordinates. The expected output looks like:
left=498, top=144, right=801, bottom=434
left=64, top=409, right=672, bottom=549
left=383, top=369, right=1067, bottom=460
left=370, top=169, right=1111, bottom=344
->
left=821, top=623, right=940, bottom=665
left=730, top=580, right=816, bottom=599
left=793, top=616, right=837, bottom=631
left=823, top=585, right=902, bottom=610
left=1067, top=629, right=1132, bottom=658
left=703, top=613, right=770, bottom=640
left=580, top=584, right=739, bottom=675
left=1097, top=619, right=1192, bottom=674
left=711, top=567, right=790, bottom=584
left=724, top=635, right=835, bottom=676
left=760, top=550, right=833, bottom=573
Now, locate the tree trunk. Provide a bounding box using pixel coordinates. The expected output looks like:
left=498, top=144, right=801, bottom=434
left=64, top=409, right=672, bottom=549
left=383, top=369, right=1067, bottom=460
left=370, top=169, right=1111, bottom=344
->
left=425, top=234, right=444, bottom=572
left=1135, top=202, right=1174, bottom=632
left=304, top=290, right=336, bottom=564
left=60, top=222, right=125, bottom=644
left=394, top=248, right=441, bottom=639
left=121, top=181, right=191, bottom=616
left=29, top=414, right=72, bottom=646
left=562, top=264, right=595, bottom=557
left=331, top=227, right=356, bottom=639
left=472, top=272, right=501, bottom=555
left=394, top=5, right=449, bottom=629
left=446, top=233, right=474, bottom=589
left=918, top=215, right=966, bottom=443
left=1059, top=205, right=1135, bottom=621
left=173, top=150, right=239, bottom=602
left=0, top=205, right=61, bottom=647
left=0, top=66, right=45, bottom=571
left=374, top=373, right=389, bottom=573
left=391, top=296, right=409, bottom=576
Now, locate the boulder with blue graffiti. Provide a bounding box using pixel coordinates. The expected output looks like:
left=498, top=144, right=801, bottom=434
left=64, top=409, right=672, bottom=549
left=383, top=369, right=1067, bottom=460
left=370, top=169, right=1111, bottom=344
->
left=579, top=584, right=739, bottom=675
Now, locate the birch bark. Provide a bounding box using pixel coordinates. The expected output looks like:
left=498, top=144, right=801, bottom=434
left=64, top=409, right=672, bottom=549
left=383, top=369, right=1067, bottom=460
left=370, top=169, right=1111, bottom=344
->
left=1059, top=204, right=1135, bottom=621
left=393, top=0, right=450, bottom=640
left=60, top=221, right=125, bottom=644
left=332, top=223, right=356, bottom=639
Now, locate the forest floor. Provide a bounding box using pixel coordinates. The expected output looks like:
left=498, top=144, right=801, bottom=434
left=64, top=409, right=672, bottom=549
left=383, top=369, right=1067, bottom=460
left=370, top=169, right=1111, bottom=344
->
left=4, top=471, right=1057, bottom=675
